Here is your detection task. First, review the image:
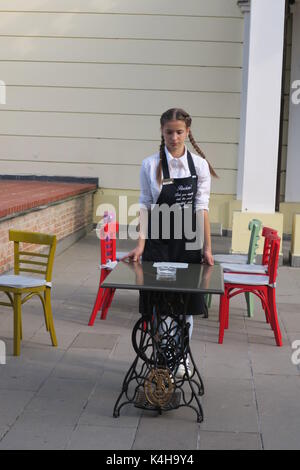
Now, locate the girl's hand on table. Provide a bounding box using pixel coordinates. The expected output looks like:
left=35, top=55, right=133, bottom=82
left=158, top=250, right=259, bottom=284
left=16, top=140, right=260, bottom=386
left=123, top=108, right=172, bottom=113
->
left=121, top=246, right=144, bottom=263
left=203, top=249, right=214, bottom=266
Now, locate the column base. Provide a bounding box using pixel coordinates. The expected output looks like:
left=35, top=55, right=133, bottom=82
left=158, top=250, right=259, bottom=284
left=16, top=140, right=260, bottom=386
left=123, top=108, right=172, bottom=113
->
left=279, top=202, right=300, bottom=235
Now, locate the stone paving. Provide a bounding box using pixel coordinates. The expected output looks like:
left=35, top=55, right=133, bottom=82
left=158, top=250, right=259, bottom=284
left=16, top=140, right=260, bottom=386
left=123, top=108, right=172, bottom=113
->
left=0, top=231, right=300, bottom=450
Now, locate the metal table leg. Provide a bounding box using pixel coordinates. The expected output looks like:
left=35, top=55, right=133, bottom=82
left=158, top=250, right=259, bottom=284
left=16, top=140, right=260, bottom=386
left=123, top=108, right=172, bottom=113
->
left=113, top=293, right=205, bottom=422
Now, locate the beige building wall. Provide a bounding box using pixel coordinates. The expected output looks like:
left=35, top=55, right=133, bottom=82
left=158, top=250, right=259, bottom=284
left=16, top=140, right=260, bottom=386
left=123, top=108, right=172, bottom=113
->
left=0, top=0, right=243, bottom=226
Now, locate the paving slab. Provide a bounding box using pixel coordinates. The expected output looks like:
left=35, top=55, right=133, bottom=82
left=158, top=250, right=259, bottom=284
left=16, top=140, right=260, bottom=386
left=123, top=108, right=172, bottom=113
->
left=0, top=422, right=74, bottom=450
left=0, top=389, right=34, bottom=431
left=247, top=333, right=286, bottom=347
left=0, top=347, right=64, bottom=392
left=198, top=430, right=262, bottom=450
left=51, top=349, right=108, bottom=380
left=15, top=395, right=88, bottom=428
left=78, top=371, right=142, bottom=428
left=280, top=313, right=300, bottom=334
left=70, top=332, right=120, bottom=350
left=277, top=302, right=300, bottom=313
left=132, top=414, right=200, bottom=450
left=36, top=376, right=97, bottom=400
left=248, top=342, right=299, bottom=376
left=254, top=374, right=300, bottom=450
left=200, top=377, right=259, bottom=433
left=110, top=336, right=141, bottom=364
left=29, top=330, right=79, bottom=351
left=203, top=341, right=252, bottom=379
left=15, top=375, right=100, bottom=428
left=276, top=294, right=300, bottom=305
left=66, top=424, right=137, bottom=450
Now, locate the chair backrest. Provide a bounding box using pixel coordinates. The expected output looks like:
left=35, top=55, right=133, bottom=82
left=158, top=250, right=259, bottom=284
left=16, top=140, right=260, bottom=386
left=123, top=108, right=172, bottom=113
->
left=247, top=219, right=262, bottom=264
left=9, top=230, right=57, bottom=282
left=100, top=222, right=119, bottom=265
left=262, top=227, right=278, bottom=266
left=267, top=235, right=281, bottom=285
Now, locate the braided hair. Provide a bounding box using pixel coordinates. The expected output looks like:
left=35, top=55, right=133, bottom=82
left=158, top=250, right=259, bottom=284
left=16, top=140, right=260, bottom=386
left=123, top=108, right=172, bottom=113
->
left=156, top=108, right=218, bottom=185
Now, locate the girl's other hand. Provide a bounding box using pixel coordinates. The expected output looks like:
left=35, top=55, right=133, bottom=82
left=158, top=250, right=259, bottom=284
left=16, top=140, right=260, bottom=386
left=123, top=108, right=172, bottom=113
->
left=121, top=246, right=144, bottom=263
left=203, top=249, right=214, bottom=266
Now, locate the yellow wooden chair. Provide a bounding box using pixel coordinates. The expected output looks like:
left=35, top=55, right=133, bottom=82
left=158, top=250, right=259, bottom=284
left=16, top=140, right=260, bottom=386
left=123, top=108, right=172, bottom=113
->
left=0, top=230, right=58, bottom=356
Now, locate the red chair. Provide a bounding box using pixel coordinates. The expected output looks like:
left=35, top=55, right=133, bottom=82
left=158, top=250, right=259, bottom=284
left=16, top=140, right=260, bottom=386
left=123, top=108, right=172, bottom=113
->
left=219, top=234, right=282, bottom=346
left=221, top=226, right=279, bottom=276
left=220, top=227, right=279, bottom=324
left=261, top=227, right=278, bottom=266
left=88, top=222, right=119, bottom=325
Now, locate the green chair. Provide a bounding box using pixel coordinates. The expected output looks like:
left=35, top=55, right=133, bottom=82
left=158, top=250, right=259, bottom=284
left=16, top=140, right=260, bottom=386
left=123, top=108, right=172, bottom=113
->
left=206, top=219, right=262, bottom=317
left=0, top=230, right=58, bottom=356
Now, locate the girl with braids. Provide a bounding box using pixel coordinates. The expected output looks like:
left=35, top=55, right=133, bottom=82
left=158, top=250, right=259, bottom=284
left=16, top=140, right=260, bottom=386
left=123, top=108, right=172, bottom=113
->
left=126, top=108, right=216, bottom=377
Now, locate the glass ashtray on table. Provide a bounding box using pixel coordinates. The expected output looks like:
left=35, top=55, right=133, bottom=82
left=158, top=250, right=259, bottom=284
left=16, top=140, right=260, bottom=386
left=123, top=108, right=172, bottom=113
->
left=156, top=265, right=177, bottom=281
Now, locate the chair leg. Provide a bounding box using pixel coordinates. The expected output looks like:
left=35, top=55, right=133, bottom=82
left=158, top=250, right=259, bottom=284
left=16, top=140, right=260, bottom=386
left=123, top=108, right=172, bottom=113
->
left=245, top=292, right=254, bottom=318
left=99, top=288, right=110, bottom=320
left=13, top=293, right=22, bottom=356
left=262, top=297, right=270, bottom=324
left=206, top=293, right=212, bottom=309
left=225, top=294, right=230, bottom=329
left=45, top=288, right=58, bottom=347
left=101, top=288, right=116, bottom=320
left=263, top=293, right=272, bottom=326
left=261, top=288, right=274, bottom=329
left=267, top=287, right=282, bottom=347
left=88, top=287, right=106, bottom=326
left=218, top=294, right=227, bottom=344
left=19, top=308, right=23, bottom=340
left=41, top=293, right=50, bottom=332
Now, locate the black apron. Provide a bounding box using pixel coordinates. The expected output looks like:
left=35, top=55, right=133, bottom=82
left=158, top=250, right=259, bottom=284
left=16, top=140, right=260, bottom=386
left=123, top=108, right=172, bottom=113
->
left=139, top=150, right=208, bottom=316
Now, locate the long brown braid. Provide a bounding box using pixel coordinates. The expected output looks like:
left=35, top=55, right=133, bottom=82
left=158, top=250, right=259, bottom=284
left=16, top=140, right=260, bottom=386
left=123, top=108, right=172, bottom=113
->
left=156, top=108, right=218, bottom=184
left=156, top=135, right=166, bottom=186
left=188, top=130, right=218, bottom=178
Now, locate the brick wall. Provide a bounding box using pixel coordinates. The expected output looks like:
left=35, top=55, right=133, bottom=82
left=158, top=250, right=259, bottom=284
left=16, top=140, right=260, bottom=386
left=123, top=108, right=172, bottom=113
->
left=0, top=192, right=94, bottom=274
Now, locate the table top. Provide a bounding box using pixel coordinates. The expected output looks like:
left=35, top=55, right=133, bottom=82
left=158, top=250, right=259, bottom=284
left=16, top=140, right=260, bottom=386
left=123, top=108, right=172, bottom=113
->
left=101, top=261, right=224, bottom=294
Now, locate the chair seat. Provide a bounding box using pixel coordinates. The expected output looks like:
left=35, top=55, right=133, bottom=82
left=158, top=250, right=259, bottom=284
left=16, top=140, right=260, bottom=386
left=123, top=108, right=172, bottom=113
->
left=0, top=274, right=49, bottom=289
left=221, top=263, right=268, bottom=274
left=214, top=254, right=248, bottom=264
left=224, top=273, right=270, bottom=286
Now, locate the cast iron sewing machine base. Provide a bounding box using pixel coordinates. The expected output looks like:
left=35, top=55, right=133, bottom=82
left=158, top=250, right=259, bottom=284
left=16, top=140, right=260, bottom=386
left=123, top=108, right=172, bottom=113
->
left=113, top=308, right=205, bottom=423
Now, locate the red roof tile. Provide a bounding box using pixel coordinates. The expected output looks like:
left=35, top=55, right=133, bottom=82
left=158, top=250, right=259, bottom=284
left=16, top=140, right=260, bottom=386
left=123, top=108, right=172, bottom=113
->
left=0, top=181, right=97, bottom=219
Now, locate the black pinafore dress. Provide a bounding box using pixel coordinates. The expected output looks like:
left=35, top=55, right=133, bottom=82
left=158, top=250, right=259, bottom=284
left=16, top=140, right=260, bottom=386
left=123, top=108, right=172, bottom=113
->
left=139, top=151, right=208, bottom=317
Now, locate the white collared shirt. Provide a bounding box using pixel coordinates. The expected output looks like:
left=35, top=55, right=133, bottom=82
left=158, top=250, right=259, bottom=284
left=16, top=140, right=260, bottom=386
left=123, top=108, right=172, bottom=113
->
left=139, top=146, right=211, bottom=211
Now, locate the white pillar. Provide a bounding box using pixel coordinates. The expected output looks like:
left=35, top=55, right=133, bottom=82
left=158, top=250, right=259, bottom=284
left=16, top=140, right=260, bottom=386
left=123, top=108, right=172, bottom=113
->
left=241, top=0, right=286, bottom=213
left=285, top=1, right=300, bottom=202
left=237, top=1, right=251, bottom=200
